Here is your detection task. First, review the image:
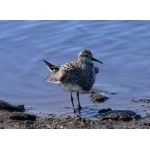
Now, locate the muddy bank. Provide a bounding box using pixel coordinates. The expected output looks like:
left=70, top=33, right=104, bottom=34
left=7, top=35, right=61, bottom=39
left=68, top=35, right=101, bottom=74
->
left=0, top=99, right=150, bottom=129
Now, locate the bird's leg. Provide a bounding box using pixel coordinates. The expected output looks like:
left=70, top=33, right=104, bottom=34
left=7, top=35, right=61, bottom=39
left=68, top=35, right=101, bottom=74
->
left=71, top=92, right=75, bottom=113
left=77, top=91, right=82, bottom=111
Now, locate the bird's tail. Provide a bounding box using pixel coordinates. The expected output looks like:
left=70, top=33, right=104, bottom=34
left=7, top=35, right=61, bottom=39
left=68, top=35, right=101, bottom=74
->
left=43, top=60, right=61, bottom=83
left=43, top=60, right=59, bottom=72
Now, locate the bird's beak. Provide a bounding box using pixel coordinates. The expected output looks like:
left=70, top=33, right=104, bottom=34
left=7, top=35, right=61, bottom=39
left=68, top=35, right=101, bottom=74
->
left=91, top=57, right=103, bottom=64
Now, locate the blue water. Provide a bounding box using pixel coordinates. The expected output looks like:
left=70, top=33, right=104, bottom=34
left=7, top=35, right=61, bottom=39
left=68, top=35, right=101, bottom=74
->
left=0, top=20, right=150, bottom=116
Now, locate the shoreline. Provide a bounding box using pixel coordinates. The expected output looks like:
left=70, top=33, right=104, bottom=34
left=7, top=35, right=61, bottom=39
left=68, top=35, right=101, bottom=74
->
left=0, top=99, right=150, bottom=129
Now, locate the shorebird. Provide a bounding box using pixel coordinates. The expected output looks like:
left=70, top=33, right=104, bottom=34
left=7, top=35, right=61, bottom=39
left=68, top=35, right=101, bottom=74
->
left=43, top=50, right=103, bottom=112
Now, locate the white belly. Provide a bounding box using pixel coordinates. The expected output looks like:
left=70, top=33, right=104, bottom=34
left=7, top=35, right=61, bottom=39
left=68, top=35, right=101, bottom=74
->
left=60, top=83, right=83, bottom=92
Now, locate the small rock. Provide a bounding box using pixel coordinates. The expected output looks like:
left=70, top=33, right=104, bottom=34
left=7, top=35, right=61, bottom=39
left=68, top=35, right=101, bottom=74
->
left=75, top=115, right=81, bottom=122
left=89, top=91, right=109, bottom=103
left=131, top=99, right=139, bottom=102
left=144, top=122, right=150, bottom=126
left=131, top=98, right=150, bottom=103
left=109, top=91, right=117, bottom=95
left=146, top=112, right=150, bottom=118
left=65, top=115, right=71, bottom=119
left=140, top=98, right=150, bottom=103
left=81, top=118, right=86, bottom=123
left=75, top=115, right=86, bottom=123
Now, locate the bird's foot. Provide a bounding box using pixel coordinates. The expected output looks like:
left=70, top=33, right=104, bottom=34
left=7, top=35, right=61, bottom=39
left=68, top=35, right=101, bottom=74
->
left=77, top=105, right=82, bottom=111
left=73, top=109, right=76, bottom=113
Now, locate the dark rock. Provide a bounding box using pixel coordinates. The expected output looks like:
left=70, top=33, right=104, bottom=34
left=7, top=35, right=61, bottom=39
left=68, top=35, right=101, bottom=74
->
left=98, top=109, right=141, bottom=121
left=0, top=100, right=24, bottom=112
left=140, top=98, right=150, bottom=103
left=109, top=91, right=117, bottom=95
left=89, top=91, right=109, bottom=103
left=98, top=108, right=112, bottom=114
left=74, top=115, right=86, bottom=123
left=75, top=115, right=82, bottom=122
left=10, top=113, right=36, bottom=121
left=144, top=122, right=150, bottom=126
left=131, top=98, right=150, bottom=103
left=81, top=118, right=86, bottom=123
left=146, top=112, right=150, bottom=118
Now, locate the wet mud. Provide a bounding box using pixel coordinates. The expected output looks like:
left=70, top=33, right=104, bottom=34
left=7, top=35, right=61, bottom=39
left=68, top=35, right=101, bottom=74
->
left=0, top=100, right=150, bottom=129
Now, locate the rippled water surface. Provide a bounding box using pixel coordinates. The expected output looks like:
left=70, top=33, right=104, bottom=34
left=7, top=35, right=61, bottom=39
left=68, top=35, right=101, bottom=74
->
left=0, top=20, right=150, bottom=116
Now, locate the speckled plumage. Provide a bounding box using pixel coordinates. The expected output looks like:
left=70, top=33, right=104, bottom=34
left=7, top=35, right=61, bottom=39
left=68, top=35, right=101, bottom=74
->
left=43, top=50, right=103, bottom=112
